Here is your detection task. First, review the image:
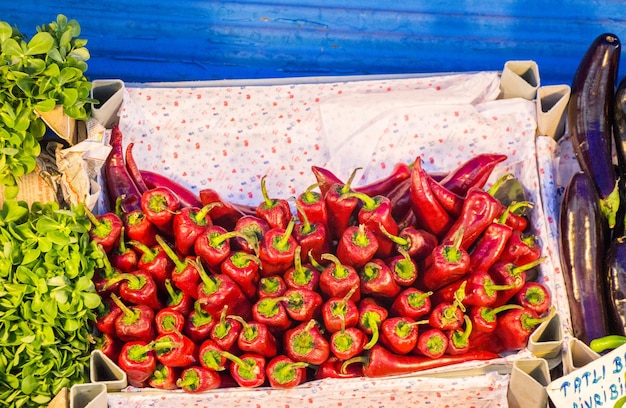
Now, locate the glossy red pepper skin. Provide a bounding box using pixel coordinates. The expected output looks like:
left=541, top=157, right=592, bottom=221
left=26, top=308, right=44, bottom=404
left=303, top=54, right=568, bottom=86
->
left=415, top=328, right=449, bottom=359
left=499, top=230, right=541, bottom=265
left=220, top=251, right=261, bottom=300
left=283, top=246, right=321, bottom=292
left=177, top=366, right=222, bottom=393
left=358, top=297, right=389, bottom=350
left=233, top=215, right=270, bottom=254
left=154, top=331, right=198, bottom=367
left=155, top=308, right=185, bottom=335
left=388, top=178, right=412, bottom=222
left=149, top=364, right=180, bottom=390
left=256, top=175, right=292, bottom=230
left=432, top=270, right=516, bottom=308
left=347, top=193, right=398, bottom=258
left=163, top=278, right=193, bottom=316
left=210, top=308, right=244, bottom=354
left=468, top=304, right=524, bottom=337
left=227, top=353, right=267, bottom=388
left=233, top=318, right=278, bottom=358
left=111, top=294, right=156, bottom=343
left=258, top=220, right=298, bottom=276
left=490, top=257, right=546, bottom=307
left=296, top=183, right=328, bottom=226
left=86, top=210, right=123, bottom=254
left=322, top=290, right=360, bottom=333
left=421, top=229, right=470, bottom=291
left=130, top=239, right=174, bottom=290
left=194, top=225, right=236, bottom=271
left=314, top=356, right=364, bottom=380
left=496, top=307, right=547, bottom=351
left=360, top=259, right=401, bottom=299
left=293, top=215, right=330, bottom=264
left=141, top=186, right=181, bottom=234
left=325, top=173, right=360, bottom=240
left=428, top=301, right=464, bottom=332
left=384, top=226, right=438, bottom=261
left=199, top=187, right=252, bottom=230
left=319, top=254, right=361, bottom=302
left=198, top=339, right=228, bottom=371
left=440, top=153, right=507, bottom=196
left=380, top=317, right=421, bottom=355
left=257, top=275, right=288, bottom=299
left=105, top=126, right=142, bottom=213
left=251, top=296, right=292, bottom=334
left=409, top=158, right=453, bottom=238
left=183, top=301, right=216, bottom=343
left=284, top=287, right=324, bottom=322
left=426, top=176, right=464, bottom=218
left=172, top=204, right=215, bottom=256
left=112, top=271, right=163, bottom=310
left=336, top=224, right=379, bottom=269
left=390, top=287, right=432, bottom=319
left=138, top=169, right=203, bottom=209
left=124, top=209, right=157, bottom=247
left=266, top=355, right=309, bottom=389
left=513, top=281, right=552, bottom=315
left=118, top=340, right=157, bottom=388
left=109, top=228, right=139, bottom=273
left=469, top=222, right=513, bottom=273
left=123, top=142, right=149, bottom=194
left=196, top=260, right=251, bottom=320
left=284, top=319, right=330, bottom=365
left=330, top=326, right=367, bottom=360
left=94, top=296, right=123, bottom=336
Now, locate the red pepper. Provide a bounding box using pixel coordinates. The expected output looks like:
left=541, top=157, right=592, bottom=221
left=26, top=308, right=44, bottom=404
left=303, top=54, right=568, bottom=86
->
left=93, top=249, right=122, bottom=296
left=342, top=344, right=499, bottom=378
left=311, top=165, right=347, bottom=198
left=155, top=308, right=185, bottom=335
left=94, top=296, right=123, bottom=336
left=199, top=187, right=252, bottom=230
left=257, top=275, right=287, bottom=299
left=154, top=331, right=198, bottom=367
left=85, top=207, right=123, bottom=254
left=123, top=142, right=150, bottom=194
left=490, top=256, right=546, bottom=307
left=387, top=248, right=419, bottom=287
left=379, top=225, right=438, bottom=261
left=446, top=315, right=473, bottom=355
left=432, top=270, right=520, bottom=308
left=284, top=287, right=323, bottom=322
left=105, top=126, right=142, bottom=213
left=426, top=176, right=465, bottom=218
left=284, top=319, right=330, bottom=365
left=513, top=281, right=552, bottom=315
left=163, top=278, right=193, bottom=316
left=223, top=352, right=266, bottom=388
left=194, top=258, right=251, bottom=320
left=344, top=192, right=398, bottom=258
left=233, top=215, right=270, bottom=255
left=123, top=208, right=157, bottom=247
left=499, top=230, right=542, bottom=265
left=390, top=287, right=432, bottom=319
left=322, top=287, right=360, bottom=333
left=415, top=328, right=449, bottom=359
left=428, top=291, right=466, bottom=332
left=109, top=227, right=139, bottom=273
left=140, top=186, right=181, bottom=234
left=183, top=300, right=216, bottom=343
left=380, top=316, right=426, bottom=355
left=210, top=306, right=243, bottom=353
left=228, top=316, right=278, bottom=358
left=194, top=225, right=244, bottom=272
left=177, top=366, right=222, bottom=393
left=319, top=253, right=361, bottom=302
left=220, top=251, right=261, bottom=300
left=117, top=340, right=157, bottom=388
left=149, top=364, right=180, bottom=390
left=498, top=201, right=532, bottom=232
left=157, top=236, right=201, bottom=300
left=93, top=332, right=121, bottom=362
left=360, top=259, right=401, bottom=299
left=266, top=355, right=309, bottom=389
left=409, top=158, right=454, bottom=238
left=198, top=339, right=228, bottom=371
left=172, top=203, right=219, bottom=256
left=496, top=306, right=555, bottom=351
left=421, top=227, right=470, bottom=291
left=468, top=220, right=513, bottom=274
left=256, top=175, right=292, bottom=230
left=111, top=294, right=156, bottom=343
left=251, top=295, right=292, bottom=334
left=358, top=297, right=389, bottom=350
left=468, top=304, right=524, bottom=336
left=293, top=204, right=330, bottom=264
left=388, top=178, right=412, bottom=222
left=130, top=238, right=174, bottom=289
left=314, top=356, right=363, bottom=380
left=283, top=246, right=321, bottom=292
left=336, top=224, right=379, bottom=269
left=296, top=182, right=328, bottom=226
left=139, top=169, right=204, bottom=209
left=325, top=168, right=361, bottom=240
left=258, top=219, right=298, bottom=276
left=330, top=325, right=367, bottom=360
left=106, top=270, right=163, bottom=310
left=439, top=153, right=507, bottom=196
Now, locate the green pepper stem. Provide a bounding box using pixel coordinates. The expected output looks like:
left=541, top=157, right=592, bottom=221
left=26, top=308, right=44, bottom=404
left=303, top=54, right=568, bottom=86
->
left=104, top=272, right=141, bottom=290
left=487, top=173, right=515, bottom=196
left=193, top=202, right=223, bottom=224
left=521, top=305, right=556, bottom=331
left=110, top=293, right=136, bottom=320
left=83, top=205, right=102, bottom=228
left=308, top=250, right=325, bottom=271
left=342, top=191, right=378, bottom=210
left=230, top=251, right=261, bottom=268
left=295, top=204, right=313, bottom=234
left=97, top=244, right=117, bottom=278
left=221, top=350, right=255, bottom=372
left=340, top=167, right=362, bottom=194
left=300, top=183, right=322, bottom=205
left=260, top=175, right=274, bottom=208
left=513, top=256, right=547, bottom=274
left=227, top=314, right=251, bottom=331
left=378, top=223, right=409, bottom=247
left=451, top=315, right=473, bottom=348
left=155, top=235, right=186, bottom=270
left=321, top=253, right=349, bottom=279
left=341, top=356, right=367, bottom=374
left=115, top=194, right=125, bottom=219
left=275, top=218, right=296, bottom=251
left=480, top=304, right=524, bottom=322
left=363, top=317, right=380, bottom=350
left=211, top=230, right=252, bottom=248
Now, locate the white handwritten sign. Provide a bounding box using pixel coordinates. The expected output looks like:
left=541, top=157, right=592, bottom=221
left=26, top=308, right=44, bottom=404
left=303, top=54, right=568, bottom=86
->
left=547, top=343, right=626, bottom=408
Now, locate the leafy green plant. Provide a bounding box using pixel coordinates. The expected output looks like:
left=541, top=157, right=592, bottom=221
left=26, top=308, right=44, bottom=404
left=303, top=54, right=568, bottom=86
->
left=0, top=14, right=95, bottom=198
left=0, top=200, right=102, bottom=408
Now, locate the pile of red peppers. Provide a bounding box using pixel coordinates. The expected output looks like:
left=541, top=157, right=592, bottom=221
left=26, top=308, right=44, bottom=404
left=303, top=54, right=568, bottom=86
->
left=91, top=125, right=553, bottom=392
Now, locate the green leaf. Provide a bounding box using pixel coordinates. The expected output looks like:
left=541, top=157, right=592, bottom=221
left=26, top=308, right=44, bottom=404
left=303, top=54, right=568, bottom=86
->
left=2, top=38, right=23, bottom=58
left=33, top=98, right=55, bottom=113
left=3, top=185, right=19, bottom=200
left=26, top=32, right=54, bottom=56
left=82, top=292, right=101, bottom=310
left=0, top=22, right=12, bottom=43
left=21, top=374, right=38, bottom=395
left=68, top=47, right=90, bottom=62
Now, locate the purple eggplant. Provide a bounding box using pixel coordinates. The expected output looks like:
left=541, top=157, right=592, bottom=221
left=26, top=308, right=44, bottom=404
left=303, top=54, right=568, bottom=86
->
left=613, top=76, right=626, bottom=181
left=606, top=235, right=626, bottom=336
left=559, top=171, right=611, bottom=344
left=568, top=33, right=621, bottom=228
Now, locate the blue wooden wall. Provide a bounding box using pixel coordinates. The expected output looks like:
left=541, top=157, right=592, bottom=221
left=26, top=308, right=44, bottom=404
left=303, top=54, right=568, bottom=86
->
left=2, top=1, right=626, bottom=86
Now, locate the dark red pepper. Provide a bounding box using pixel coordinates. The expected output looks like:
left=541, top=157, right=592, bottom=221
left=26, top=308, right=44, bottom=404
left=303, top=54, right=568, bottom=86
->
left=93, top=332, right=121, bottom=362
left=140, top=186, right=181, bottom=234
left=157, top=236, right=201, bottom=300
left=123, top=142, right=149, bottom=194
left=198, top=339, right=228, bottom=371
left=223, top=352, right=266, bottom=388
left=439, top=153, right=507, bottom=196
left=421, top=227, right=470, bottom=291
left=426, top=176, right=465, bottom=218
left=251, top=295, right=292, bottom=334
left=390, top=287, right=432, bottom=319
left=319, top=253, right=361, bottom=302
left=199, top=187, right=252, bottom=230
left=446, top=315, right=473, bottom=355
left=163, top=278, right=193, bottom=316
left=322, top=287, right=360, bottom=333
left=284, top=287, right=324, bottom=322
left=344, top=192, right=398, bottom=258
left=324, top=168, right=361, bottom=240
left=387, top=248, right=419, bottom=287
left=117, top=340, right=156, bottom=388
left=380, top=316, right=426, bottom=355
left=266, top=355, right=309, bottom=389
left=194, top=225, right=244, bottom=272
left=513, top=281, right=552, bottom=315
left=496, top=307, right=555, bottom=351
left=229, top=315, right=278, bottom=358
left=172, top=203, right=220, bottom=256
left=360, top=259, right=401, bottom=299
left=490, top=256, right=546, bottom=307
left=210, top=305, right=243, bottom=353
left=295, top=182, right=328, bottom=226
left=111, top=294, right=156, bottom=343
left=330, top=325, right=367, bottom=360
left=105, top=126, right=142, bottom=213
left=94, top=296, right=123, bottom=336
left=314, top=356, right=363, bottom=380
left=93, top=245, right=122, bottom=296
left=139, top=169, right=204, bottom=209
left=428, top=291, right=466, bottom=332
left=409, top=158, right=454, bottom=238
left=256, top=175, right=292, bottom=230
left=109, top=227, right=139, bottom=273
left=284, top=319, right=330, bottom=365
left=283, top=246, right=321, bottom=292
left=85, top=207, right=123, bottom=254
left=233, top=215, right=270, bottom=255
left=194, top=258, right=251, bottom=320
left=154, top=331, right=198, bottom=367
left=499, top=230, right=542, bottom=265
left=293, top=204, right=330, bottom=264
left=336, top=224, right=379, bottom=269
left=358, top=297, right=389, bottom=350
left=177, top=366, right=222, bottom=393
left=379, top=225, right=438, bottom=261
left=130, top=238, right=174, bottom=290
left=106, top=270, right=163, bottom=310
left=257, top=275, right=287, bottom=299
left=311, top=165, right=347, bottom=199
left=183, top=300, right=216, bottom=343
left=468, top=220, right=513, bottom=274
left=468, top=304, right=524, bottom=336
left=388, top=178, right=412, bottom=222
left=258, top=218, right=298, bottom=276
left=432, top=271, right=520, bottom=308
left=149, top=364, right=180, bottom=390
left=155, top=308, right=185, bottom=335
left=123, top=208, right=157, bottom=247
left=415, top=328, right=449, bottom=359
left=220, top=251, right=261, bottom=300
